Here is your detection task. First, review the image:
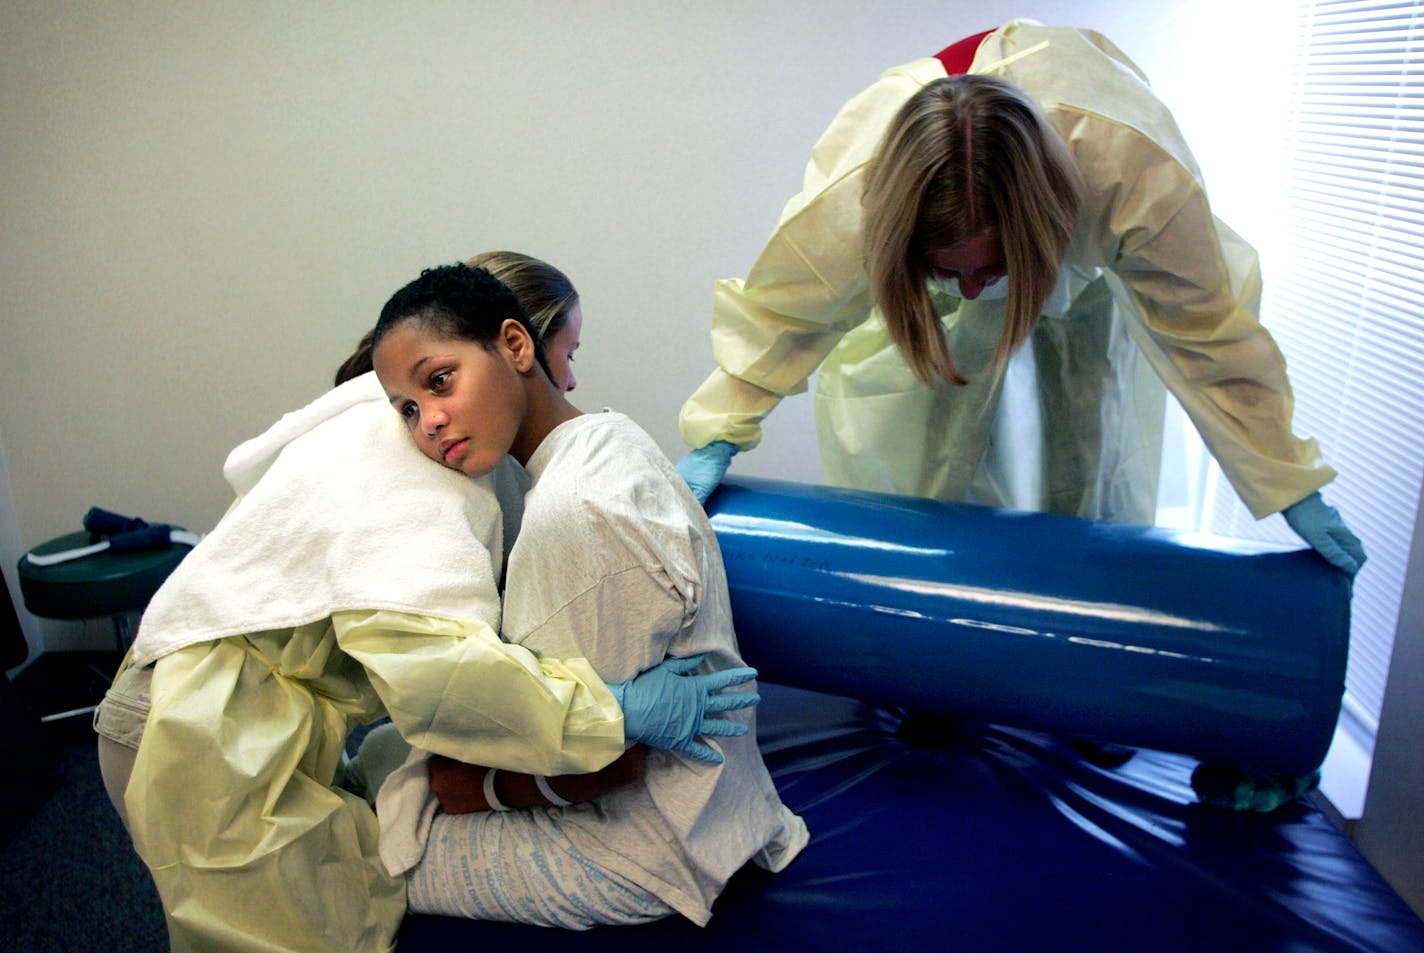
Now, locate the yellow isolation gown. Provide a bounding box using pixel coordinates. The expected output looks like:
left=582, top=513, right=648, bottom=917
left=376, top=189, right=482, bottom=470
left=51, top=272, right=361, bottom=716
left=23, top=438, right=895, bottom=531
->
left=679, top=20, right=1334, bottom=523
left=119, top=375, right=624, bottom=952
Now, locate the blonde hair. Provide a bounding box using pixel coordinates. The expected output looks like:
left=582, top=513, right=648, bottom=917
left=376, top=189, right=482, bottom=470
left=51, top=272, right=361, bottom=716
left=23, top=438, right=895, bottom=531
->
left=862, top=74, right=1082, bottom=386
left=464, top=250, right=579, bottom=341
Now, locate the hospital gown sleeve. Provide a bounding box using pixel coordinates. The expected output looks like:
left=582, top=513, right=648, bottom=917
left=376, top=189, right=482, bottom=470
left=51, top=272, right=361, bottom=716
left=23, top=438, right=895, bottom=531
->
left=678, top=60, right=943, bottom=452
left=333, top=609, right=626, bottom=776
left=518, top=564, right=690, bottom=684
left=508, top=450, right=715, bottom=684
left=1058, top=110, right=1336, bottom=519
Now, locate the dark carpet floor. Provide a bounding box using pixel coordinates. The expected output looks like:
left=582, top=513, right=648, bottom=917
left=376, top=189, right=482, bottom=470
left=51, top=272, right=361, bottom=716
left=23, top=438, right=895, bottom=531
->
left=1, top=726, right=168, bottom=952
left=1, top=654, right=167, bottom=953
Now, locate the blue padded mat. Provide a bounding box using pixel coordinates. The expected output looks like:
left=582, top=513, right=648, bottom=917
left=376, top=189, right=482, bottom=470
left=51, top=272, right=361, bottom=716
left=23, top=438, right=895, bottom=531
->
left=397, top=682, right=1424, bottom=952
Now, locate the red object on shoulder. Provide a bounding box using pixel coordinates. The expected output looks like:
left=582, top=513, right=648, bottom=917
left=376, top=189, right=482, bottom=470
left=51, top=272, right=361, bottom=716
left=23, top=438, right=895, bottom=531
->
left=934, top=29, right=995, bottom=76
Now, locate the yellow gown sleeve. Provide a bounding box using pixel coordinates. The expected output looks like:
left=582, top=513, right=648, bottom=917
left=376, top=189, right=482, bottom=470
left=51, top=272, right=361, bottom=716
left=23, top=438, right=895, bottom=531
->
left=130, top=629, right=407, bottom=953
left=978, top=21, right=1337, bottom=520
left=678, top=58, right=946, bottom=451
left=333, top=608, right=626, bottom=776
left=1054, top=106, right=1336, bottom=519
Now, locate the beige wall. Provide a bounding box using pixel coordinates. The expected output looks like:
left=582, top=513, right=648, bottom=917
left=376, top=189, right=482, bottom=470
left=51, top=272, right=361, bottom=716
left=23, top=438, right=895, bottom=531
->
left=1, top=2, right=1190, bottom=616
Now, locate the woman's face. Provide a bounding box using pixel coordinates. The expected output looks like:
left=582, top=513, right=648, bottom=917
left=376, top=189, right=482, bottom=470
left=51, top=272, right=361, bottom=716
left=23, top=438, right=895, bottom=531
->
left=373, top=320, right=530, bottom=478
left=543, top=303, right=582, bottom=393
left=926, top=233, right=1007, bottom=300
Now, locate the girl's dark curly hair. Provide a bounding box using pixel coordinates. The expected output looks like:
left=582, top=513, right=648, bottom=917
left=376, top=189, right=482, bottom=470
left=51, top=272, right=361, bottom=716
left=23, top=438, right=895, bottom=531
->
left=370, top=262, right=552, bottom=382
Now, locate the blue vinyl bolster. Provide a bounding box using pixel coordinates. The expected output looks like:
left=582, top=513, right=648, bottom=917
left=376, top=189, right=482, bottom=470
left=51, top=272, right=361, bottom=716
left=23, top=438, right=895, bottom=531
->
left=705, top=477, right=1350, bottom=776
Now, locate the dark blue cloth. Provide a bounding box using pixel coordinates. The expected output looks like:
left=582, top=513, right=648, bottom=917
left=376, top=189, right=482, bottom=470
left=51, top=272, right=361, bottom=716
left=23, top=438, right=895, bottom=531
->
left=83, top=507, right=150, bottom=537
left=82, top=508, right=173, bottom=553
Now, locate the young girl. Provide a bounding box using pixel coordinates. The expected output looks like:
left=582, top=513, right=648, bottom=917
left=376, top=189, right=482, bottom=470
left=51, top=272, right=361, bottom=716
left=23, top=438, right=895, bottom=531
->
left=95, top=309, right=755, bottom=951
left=335, top=250, right=584, bottom=560
left=367, top=261, right=808, bottom=928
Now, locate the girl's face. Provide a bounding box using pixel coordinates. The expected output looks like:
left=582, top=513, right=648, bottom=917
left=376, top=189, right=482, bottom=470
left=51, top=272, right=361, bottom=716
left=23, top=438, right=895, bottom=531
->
left=373, top=319, right=531, bottom=478
left=926, top=233, right=1007, bottom=300
left=543, top=302, right=583, bottom=393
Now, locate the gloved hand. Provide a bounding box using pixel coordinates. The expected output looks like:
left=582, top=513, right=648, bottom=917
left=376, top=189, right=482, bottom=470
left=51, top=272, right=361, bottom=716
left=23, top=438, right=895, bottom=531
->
left=675, top=441, right=738, bottom=505
left=1282, top=491, right=1367, bottom=578
left=1192, top=762, right=1320, bottom=813
left=608, top=654, right=758, bottom=764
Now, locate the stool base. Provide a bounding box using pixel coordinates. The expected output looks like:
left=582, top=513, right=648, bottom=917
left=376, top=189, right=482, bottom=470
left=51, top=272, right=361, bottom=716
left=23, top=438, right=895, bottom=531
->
left=10, top=650, right=123, bottom=729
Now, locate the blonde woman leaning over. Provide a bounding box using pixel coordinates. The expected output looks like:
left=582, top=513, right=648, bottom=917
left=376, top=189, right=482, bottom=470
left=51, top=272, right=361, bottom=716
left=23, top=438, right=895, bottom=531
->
left=675, top=20, right=1363, bottom=579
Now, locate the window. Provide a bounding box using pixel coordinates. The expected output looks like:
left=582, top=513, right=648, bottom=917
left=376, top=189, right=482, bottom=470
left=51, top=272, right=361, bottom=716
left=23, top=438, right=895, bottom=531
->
left=1173, top=0, right=1424, bottom=812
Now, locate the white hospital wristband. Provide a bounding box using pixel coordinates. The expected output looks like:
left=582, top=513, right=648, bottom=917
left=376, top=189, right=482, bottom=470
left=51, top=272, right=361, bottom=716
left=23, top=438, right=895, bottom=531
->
left=535, top=775, right=574, bottom=808
left=483, top=769, right=511, bottom=812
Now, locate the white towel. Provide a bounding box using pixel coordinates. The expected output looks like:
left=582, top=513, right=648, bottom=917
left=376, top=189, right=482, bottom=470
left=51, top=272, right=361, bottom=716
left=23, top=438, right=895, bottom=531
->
left=131, top=372, right=502, bottom=666
left=376, top=740, right=441, bottom=875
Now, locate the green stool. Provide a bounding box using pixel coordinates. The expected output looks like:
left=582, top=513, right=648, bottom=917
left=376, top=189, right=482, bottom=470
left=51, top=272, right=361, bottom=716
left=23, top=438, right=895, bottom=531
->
left=16, top=530, right=193, bottom=721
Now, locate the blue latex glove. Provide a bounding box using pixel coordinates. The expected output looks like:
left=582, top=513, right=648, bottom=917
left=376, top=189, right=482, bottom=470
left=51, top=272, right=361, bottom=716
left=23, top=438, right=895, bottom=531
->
left=675, top=441, right=738, bottom=505
left=1282, top=491, right=1367, bottom=578
left=608, top=654, right=758, bottom=764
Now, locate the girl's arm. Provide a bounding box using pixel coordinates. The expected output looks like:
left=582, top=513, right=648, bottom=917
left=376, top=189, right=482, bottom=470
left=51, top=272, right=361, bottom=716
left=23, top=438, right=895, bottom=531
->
left=427, top=746, right=649, bottom=814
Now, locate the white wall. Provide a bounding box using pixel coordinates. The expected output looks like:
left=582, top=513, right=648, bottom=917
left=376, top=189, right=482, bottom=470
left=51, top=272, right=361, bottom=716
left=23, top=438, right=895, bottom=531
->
left=0, top=0, right=1178, bottom=550
left=1, top=431, right=44, bottom=664
left=1357, top=486, right=1424, bottom=917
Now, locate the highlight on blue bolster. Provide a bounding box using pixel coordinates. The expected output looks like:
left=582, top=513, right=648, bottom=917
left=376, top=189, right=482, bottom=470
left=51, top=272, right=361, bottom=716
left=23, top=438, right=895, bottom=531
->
left=704, top=476, right=1351, bottom=777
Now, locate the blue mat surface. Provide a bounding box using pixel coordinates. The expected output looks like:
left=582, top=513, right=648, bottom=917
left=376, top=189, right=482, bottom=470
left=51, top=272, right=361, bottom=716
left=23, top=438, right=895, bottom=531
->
left=399, top=682, right=1424, bottom=952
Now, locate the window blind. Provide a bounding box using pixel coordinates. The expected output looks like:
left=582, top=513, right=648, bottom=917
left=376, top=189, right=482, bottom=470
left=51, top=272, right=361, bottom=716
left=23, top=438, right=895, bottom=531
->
left=1198, top=0, right=1424, bottom=736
